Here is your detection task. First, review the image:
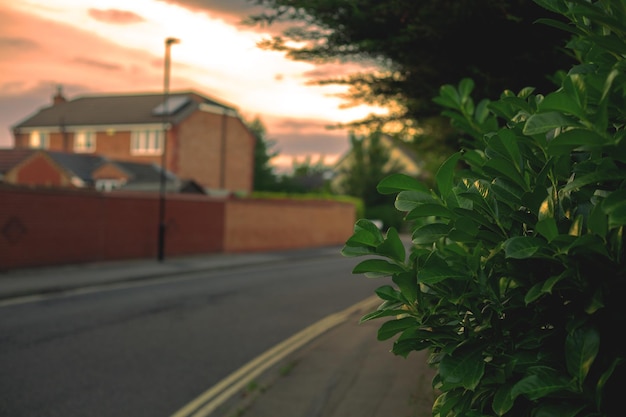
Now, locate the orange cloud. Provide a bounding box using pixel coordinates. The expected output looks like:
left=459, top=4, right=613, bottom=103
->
left=88, top=9, right=145, bottom=24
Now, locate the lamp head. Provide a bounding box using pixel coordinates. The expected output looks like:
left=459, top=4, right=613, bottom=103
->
left=165, top=37, right=180, bottom=46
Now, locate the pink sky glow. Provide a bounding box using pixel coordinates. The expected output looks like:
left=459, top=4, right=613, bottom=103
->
left=0, top=0, right=386, bottom=171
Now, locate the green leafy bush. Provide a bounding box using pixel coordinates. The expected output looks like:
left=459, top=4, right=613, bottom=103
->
left=342, top=1, right=626, bottom=416
left=364, top=204, right=407, bottom=232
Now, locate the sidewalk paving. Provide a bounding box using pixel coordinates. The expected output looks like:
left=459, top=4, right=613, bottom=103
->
left=0, top=246, right=437, bottom=417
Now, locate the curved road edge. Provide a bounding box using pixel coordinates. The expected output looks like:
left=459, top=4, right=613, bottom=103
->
left=169, top=295, right=381, bottom=417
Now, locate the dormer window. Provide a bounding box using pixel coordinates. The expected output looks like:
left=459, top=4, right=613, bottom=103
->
left=74, top=131, right=96, bottom=153
left=131, top=129, right=163, bottom=155
left=29, top=131, right=49, bottom=149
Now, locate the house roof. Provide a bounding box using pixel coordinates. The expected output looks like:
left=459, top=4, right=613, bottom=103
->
left=12, top=90, right=238, bottom=131
left=0, top=149, right=198, bottom=192
left=46, top=151, right=106, bottom=183
left=105, top=160, right=176, bottom=184
left=0, top=148, right=36, bottom=174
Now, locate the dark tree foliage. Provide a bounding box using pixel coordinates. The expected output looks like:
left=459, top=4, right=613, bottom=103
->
left=337, top=131, right=406, bottom=229
left=290, top=156, right=333, bottom=193
left=245, top=0, right=575, bottom=131
left=247, top=116, right=281, bottom=191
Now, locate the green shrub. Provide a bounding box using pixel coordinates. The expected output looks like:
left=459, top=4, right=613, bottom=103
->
left=250, top=191, right=364, bottom=219
left=364, top=204, right=407, bottom=232
left=342, top=1, right=626, bottom=416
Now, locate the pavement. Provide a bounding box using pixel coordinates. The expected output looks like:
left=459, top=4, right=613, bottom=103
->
left=0, top=246, right=438, bottom=417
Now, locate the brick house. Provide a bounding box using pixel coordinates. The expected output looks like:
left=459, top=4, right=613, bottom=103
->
left=0, top=148, right=205, bottom=193
left=11, top=87, right=256, bottom=194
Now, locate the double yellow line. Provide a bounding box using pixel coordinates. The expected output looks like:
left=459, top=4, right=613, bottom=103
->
left=170, top=295, right=380, bottom=417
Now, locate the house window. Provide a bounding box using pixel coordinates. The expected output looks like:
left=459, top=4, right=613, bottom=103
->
left=74, top=131, right=96, bottom=153
left=29, top=131, right=49, bottom=149
left=131, top=130, right=163, bottom=155
left=95, top=179, right=124, bottom=192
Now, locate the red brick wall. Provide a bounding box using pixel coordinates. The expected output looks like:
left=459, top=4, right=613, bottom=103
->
left=176, top=111, right=254, bottom=193
left=176, top=111, right=222, bottom=189
left=222, top=117, right=255, bottom=193
left=223, top=198, right=356, bottom=252
left=0, top=187, right=226, bottom=270
left=0, top=187, right=355, bottom=270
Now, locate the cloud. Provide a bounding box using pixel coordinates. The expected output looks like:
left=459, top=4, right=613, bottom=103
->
left=0, top=0, right=363, bottom=167
left=0, top=80, right=94, bottom=146
left=71, top=57, right=123, bottom=71
left=157, top=0, right=284, bottom=34
left=157, top=0, right=259, bottom=22
left=0, top=36, right=38, bottom=50
left=88, top=9, right=145, bottom=25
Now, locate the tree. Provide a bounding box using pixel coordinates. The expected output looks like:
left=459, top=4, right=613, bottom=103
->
left=246, top=0, right=575, bottom=135
left=290, top=156, right=333, bottom=193
left=335, top=130, right=405, bottom=229
left=247, top=116, right=281, bottom=191
left=344, top=1, right=626, bottom=415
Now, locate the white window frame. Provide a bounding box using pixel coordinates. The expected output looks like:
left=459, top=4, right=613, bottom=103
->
left=74, top=130, right=96, bottom=153
left=95, top=179, right=124, bottom=192
left=29, top=131, right=49, bottom=149
left=131, top=129, right=164, bottom=155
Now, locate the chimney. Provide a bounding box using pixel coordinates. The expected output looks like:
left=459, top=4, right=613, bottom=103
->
left=53, top=85, right=66, bottom=105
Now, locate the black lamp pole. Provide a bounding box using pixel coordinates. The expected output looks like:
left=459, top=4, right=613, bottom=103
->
left=157, top=37, right=180, bottom=262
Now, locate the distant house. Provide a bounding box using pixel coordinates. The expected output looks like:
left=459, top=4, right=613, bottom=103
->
left=330, top=133, right=426, bottom=194
left=0, top=149, right=204, bottom=193
left=10, top=87, right=255, bottom=194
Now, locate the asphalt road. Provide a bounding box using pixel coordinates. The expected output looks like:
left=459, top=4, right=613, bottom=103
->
left=0, top=253, right=382, bottom=417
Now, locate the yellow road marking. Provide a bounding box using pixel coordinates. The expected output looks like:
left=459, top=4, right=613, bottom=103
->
left=170, top=295, right=380, bottom=417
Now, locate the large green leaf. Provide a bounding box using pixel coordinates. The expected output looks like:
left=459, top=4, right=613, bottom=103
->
left=392, top=271, right=418, bottom=304
left=511, top=373, right=572, bottom=401
left=374, top=285, right=401, bottom=302
left=377, top=173, right=429, bottom=195
left=538, top=90, right=586, bottom=120
left=492, top=383, right=515, bottom=416
left=504, top=237, right=547, bottom=259
left=453, top=208, right=501, bottom=234
left=377, top=317, right=417, bottom=341
left=565, top=325, right=600, bottom=387
left=491, top=177, right=524, bottom=206
left=439, top=348, right=485, bottom=390
left=523, top=112, right=580, bottom=135
left=352, top=259, right=406, bottom=277
left=340, top=244, right=375, bottom=257
left=588, top=202, right=608, bottom=236
left=436, top=152, right=462, bottom=199
left=458, top=78, right=475, bottom=104
left=395, top=190, right=438, bottom=212
left=602, top=189, right=626, bottom=228
left=535, top=218, right=558, bottom=241
left=486, top=129, right=523, bottom=170
left=376, top=227, right=406, bottom=263
left=344, top=219, right=384, bottom=247
left=405, top=203, right=453, bottom=220
left=412, top=223, right=451, bottom=245
left=525, top=272, right=566, bottom=304
left=560, top=170, right=626, bottom=194
left=391, top=337, right=432, bottom=357
left=434, top=84, right=462, bottom=109
left=483, top=158, right=528, bottom=191
left=547, top=128, right=609, bottom=156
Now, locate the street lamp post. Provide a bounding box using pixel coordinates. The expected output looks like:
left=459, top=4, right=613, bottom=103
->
left=157, top=37, right=180, bottom=262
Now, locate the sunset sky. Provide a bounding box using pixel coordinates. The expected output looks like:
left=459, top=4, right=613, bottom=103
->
left=0, top=0, right=386, bottom=171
